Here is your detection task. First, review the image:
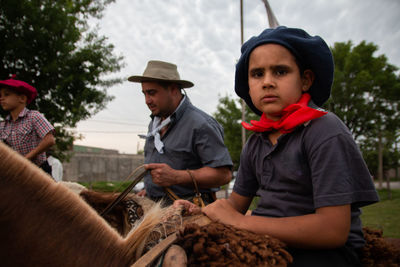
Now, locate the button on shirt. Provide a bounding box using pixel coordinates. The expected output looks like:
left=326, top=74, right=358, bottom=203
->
left=143, top=96, right=233, bottom=198
left=234, top=111, right=379, bottom=249
left=0, top=108, right=54, bottom=166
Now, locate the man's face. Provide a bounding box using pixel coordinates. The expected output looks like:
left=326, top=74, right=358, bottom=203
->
left=141, top=82, right=176, bottom=118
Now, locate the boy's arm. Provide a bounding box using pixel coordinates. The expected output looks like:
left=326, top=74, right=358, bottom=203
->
left=173, top=191, right=253, bottom=216
left=25, top=133, right=55, bottom=161
left=203, top=198, right=350, bottom=249
left=226, top=191, right=253, bottom=214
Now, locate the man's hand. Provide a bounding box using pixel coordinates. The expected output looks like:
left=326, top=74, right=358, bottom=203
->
left=145, top=163, right=179, bottom=187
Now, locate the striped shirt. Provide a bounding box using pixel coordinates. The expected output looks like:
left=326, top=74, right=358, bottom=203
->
left=0, top=108, right=54, bottom=166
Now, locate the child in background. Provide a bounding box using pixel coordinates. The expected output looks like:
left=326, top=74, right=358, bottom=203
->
left=0, top=75, right=55, bottom=176
left=176, top=26, right=379, bottom=266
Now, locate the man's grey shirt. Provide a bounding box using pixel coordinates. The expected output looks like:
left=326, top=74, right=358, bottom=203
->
left=143, top=96, right=233, bottom=198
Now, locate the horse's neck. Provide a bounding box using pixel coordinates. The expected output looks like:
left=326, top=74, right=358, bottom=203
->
left=0, top=143, right=134, bottom=266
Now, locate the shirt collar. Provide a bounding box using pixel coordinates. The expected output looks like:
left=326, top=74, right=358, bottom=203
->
left=5, top=107, right=29, bottom=121
left=171, top=95, right=190, bottom=122
left=259, top=99, right=325, bottom=140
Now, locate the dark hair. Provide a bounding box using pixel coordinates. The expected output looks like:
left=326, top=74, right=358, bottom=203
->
left=1, top=85, right=27, bottom=98
left=158, top=81, right=183, bottom=91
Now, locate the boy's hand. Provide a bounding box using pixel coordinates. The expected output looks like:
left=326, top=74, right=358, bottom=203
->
left=173, top=199, right=202, bottom=215
left=202, top=199, right=243, bottom=226
left=24, top=153, right=33, bottom=160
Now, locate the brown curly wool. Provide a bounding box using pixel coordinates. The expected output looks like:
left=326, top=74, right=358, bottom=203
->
left=360, top=227, right=400, bottom=267
left=176, top=222, right=292, bottom=267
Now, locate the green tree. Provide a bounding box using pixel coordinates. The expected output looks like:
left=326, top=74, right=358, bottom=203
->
left=0, top=0, right=123, bottom=160
left=326, top=41, right=400, bottom=186
left=213, top=95, right=259, bottom=170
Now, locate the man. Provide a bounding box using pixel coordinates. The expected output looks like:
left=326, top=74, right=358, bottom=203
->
left=128, top=60, right=233, bottom=205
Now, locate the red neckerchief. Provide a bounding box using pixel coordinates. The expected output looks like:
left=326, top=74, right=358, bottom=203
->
left=242, top=93, right=327, bottom=133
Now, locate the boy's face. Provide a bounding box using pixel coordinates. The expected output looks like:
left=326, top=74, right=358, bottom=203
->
left=0, top=87, right=27, bottom=112
left=248, top=44, right=314, bottom=121
left=141, top=82, right=178, bottom=119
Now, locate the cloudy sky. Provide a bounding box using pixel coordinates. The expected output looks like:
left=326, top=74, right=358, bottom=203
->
left=73, top=0, right=400, bottom=154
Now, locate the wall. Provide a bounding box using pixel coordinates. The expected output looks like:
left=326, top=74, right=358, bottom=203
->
left=63, top=152, right=144, bottom=182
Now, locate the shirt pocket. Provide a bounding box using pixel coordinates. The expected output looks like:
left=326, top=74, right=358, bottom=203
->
left=1, top=128, right=10, bottom=141
left=166, top=148, right=196, bottom=170
left=16, top=124, right=33, bottom=144
left=279, top=154, right=312, bottom=193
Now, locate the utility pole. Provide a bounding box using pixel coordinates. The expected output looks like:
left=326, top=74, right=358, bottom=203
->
left=239, top=0, right=279, bottom=149
left=240, top=0, right=246, bottom=149
left=261, top=0, right=280, bottom=28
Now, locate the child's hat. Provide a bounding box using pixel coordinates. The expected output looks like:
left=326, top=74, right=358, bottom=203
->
left=0, top=75, right=38, bottom=104
left=235, top=26, right=334, bottom=115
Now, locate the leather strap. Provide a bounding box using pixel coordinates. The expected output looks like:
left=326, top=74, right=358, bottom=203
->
left=186, top=170, right=205, bottom=208
left=164, top=170, right=205, bottom=208
left=164, top=187, right=180, bottom=201
left=100, top=165, right=148, bottom=217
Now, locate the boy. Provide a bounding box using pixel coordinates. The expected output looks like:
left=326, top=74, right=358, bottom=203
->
left=0, top=75, right=55, bottom=175
left=176, top=26, right=379, bottom=266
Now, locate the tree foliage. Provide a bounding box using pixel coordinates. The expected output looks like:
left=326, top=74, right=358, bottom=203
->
left=214, top=41, right=400, bottom=177
left=325, top=41, right=400, bottom=178
left=213, top=96, right=259, bottom=170
left=0, top=0, right=123, bottom=160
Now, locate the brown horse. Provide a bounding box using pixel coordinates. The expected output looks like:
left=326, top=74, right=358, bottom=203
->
left=59, top=184, right=156, bottom=237
left=0, top=142, right=170, bottom=267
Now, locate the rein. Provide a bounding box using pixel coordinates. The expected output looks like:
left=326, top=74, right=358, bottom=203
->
left=100, top=165, right=148, bottom=217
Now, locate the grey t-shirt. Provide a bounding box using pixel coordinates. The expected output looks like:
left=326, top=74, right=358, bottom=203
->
left=144, top=97, right=233, bottom=198
left=234, top=111, right=379, bottom=249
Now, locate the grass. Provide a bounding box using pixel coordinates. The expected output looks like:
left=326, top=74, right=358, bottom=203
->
left=361, top=189, right=400, bottom=238
left=81, top=182, right=400, bottom=238
left=78, top=181, right=132, bottom=193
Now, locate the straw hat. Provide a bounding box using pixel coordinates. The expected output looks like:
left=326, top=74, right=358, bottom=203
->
left=128, top=60, right=194, bottom=88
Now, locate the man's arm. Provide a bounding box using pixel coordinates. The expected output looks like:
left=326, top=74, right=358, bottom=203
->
left=145, top=163, right=232, bottom=188
left=25, top=133, right=55, bottom=161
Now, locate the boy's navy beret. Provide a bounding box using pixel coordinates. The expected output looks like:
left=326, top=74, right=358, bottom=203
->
left=235, top=26, right=334, bottom=115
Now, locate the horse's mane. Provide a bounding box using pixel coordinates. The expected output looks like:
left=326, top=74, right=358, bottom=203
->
left=0, top=142, right=168, bottom=267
